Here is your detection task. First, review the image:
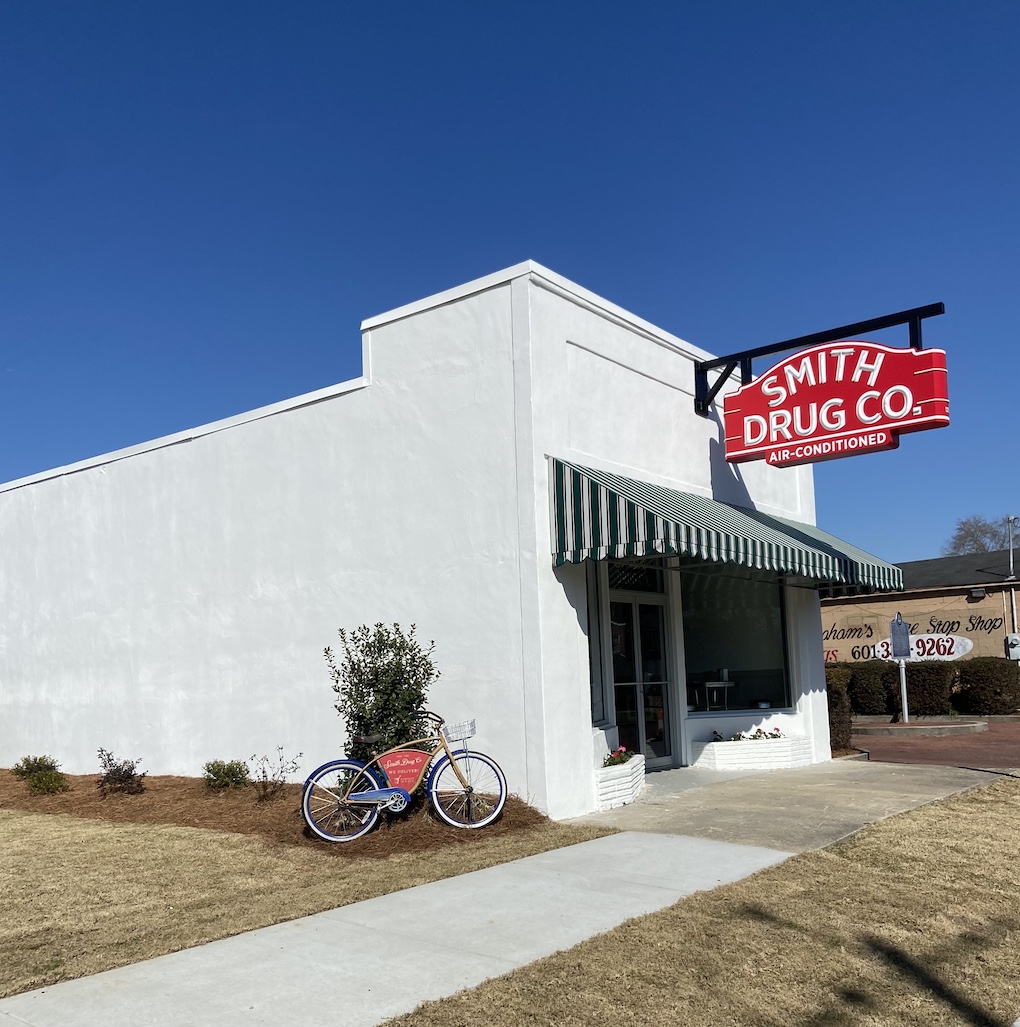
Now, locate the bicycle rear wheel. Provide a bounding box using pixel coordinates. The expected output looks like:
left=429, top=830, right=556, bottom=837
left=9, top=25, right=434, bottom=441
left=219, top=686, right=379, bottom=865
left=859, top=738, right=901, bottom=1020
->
left=427, top=750, right=507, bottom=829
left=302, top=760, right=381, bottom=842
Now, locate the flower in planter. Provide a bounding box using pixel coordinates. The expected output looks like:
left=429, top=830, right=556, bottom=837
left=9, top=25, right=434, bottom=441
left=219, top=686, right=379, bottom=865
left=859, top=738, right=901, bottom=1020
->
left=603, top=746, right=633, bottom=767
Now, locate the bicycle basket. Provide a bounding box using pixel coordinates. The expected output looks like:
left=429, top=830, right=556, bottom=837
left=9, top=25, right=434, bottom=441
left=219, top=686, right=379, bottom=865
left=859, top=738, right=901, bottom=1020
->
left=442, top=719, right=476, bottom=742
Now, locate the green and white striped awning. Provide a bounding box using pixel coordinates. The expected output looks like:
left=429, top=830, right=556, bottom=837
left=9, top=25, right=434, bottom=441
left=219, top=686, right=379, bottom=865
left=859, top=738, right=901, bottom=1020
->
left=550, top=457, right=902, bottom=590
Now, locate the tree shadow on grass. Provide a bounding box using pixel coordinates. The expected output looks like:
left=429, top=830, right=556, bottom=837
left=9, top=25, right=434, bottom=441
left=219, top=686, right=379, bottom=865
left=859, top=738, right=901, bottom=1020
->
left=739, top=903, right=1014, bottom=1027
left=862, top=935, right=1004, bottom=1027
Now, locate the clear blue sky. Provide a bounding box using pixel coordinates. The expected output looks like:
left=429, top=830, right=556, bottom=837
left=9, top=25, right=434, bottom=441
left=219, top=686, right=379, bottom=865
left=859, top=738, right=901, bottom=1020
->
left=2, top=1, right=1016, bottom=562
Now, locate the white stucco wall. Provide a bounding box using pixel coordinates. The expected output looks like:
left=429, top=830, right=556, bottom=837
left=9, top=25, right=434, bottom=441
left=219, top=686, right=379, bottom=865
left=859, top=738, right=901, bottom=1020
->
left=0, top=261, right=831, bottom=820
left=0, top=278, right=533, bottom=797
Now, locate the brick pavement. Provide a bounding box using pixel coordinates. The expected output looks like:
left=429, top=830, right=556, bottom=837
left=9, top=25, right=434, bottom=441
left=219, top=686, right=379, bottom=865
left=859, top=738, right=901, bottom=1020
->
left=852, top=719, right=1020, bottom=770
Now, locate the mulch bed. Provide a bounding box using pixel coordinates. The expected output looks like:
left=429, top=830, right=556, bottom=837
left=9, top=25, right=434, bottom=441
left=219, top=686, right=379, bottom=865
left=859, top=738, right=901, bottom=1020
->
left=0, top=771, right=548, bottom=860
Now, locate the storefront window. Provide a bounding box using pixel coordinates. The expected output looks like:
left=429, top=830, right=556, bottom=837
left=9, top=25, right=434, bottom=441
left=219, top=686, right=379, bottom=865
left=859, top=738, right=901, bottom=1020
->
left=610, top=600, right=637, bottom=683
left=608, top=562, right=664, bottom=593
left=680, top=562, right=790, bottom=713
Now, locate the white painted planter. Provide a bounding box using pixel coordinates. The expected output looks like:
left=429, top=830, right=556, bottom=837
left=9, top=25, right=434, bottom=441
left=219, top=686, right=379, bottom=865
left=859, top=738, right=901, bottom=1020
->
left=595, top=753, right=646, bottom=811
left=690, top=736, right=813, bottom=771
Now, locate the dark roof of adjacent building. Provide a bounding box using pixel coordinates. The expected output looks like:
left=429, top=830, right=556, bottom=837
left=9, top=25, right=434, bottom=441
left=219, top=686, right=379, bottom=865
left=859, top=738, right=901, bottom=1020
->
left=899, top=549, right=1017, bottom=589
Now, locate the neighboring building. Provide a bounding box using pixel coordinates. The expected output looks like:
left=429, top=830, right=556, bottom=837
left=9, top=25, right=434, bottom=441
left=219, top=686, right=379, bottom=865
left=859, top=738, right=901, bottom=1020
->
left=820, top=549, right=1018, bottom=664
left=0, top=262, right=901, bottom=819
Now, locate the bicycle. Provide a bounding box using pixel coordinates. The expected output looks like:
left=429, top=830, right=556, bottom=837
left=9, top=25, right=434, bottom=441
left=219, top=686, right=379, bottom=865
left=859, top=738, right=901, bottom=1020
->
left=301, top=711, right=508, bottom=843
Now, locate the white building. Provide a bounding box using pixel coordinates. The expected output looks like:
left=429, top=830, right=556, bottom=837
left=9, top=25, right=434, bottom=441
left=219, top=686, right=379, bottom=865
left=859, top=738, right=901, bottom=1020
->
left=0, top=262, right=899, bottom=819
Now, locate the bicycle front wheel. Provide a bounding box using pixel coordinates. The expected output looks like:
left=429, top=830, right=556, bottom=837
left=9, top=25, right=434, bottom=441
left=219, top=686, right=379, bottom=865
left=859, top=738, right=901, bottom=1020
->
left=302, top=760, right=381, bottom=843
left=427, top=750, right=507, bottom=829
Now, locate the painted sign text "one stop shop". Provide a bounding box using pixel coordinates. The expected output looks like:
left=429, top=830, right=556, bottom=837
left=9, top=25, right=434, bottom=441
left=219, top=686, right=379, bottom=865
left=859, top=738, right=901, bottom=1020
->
left=723, top=341, right=949, bottom=468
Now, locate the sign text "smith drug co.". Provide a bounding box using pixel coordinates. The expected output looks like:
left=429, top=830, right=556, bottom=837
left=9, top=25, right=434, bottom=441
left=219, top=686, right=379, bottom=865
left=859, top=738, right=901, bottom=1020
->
left=722, top=341, right=949, bottom=467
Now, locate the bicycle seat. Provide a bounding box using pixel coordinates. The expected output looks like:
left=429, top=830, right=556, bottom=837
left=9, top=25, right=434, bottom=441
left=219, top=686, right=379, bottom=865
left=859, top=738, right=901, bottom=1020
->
left=353, top=733, right=383, bottom=746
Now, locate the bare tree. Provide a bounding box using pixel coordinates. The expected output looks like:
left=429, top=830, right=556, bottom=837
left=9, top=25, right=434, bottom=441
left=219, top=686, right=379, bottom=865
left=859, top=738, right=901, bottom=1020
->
left=941, top=515, right=1011, bottom=555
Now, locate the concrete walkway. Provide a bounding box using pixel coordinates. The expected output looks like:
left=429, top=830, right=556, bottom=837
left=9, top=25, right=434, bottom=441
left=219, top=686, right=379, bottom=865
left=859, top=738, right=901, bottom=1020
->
left=571, top=758, right=998, bottom=850
left=0, top=759, right=996, bottom=1027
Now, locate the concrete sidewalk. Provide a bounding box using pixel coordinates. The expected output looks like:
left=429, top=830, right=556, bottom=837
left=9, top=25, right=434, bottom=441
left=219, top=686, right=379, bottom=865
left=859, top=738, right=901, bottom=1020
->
left=0, top=832, right=792, bottom=1027
left=0, top=759, right=997, bottom=1027
left=570, top=758, right=999, bottom=850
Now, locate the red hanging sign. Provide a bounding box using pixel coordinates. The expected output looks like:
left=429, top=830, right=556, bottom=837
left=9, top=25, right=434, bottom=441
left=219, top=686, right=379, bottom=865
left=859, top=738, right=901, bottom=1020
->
left=723, top=341, right=949, bottom=467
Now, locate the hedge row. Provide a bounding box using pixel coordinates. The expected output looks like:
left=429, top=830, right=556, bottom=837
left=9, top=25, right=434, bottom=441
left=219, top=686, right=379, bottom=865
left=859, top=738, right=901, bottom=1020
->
left=839, top=659, right=954, bottom=717
left=831, top=657, right=1020, bottom=718
left=824, top=665, right=852, bottom=749
left=957, top=658, right=1020, bottom=715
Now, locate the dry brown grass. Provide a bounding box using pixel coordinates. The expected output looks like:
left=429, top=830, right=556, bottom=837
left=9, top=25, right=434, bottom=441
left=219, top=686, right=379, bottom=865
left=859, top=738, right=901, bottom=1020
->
left=0, top=772, right=611, bottom=998
left=391, top=776, right=1020, bottom=1027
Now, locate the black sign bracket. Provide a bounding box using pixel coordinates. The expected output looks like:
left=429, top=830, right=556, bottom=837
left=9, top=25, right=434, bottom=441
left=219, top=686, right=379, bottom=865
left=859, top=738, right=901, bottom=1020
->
left=693, top=303, right=945, bottom=417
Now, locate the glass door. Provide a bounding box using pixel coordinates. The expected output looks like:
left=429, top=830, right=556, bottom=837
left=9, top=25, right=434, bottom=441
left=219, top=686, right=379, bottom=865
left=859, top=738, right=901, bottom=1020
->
left=610, top=599, right=672, bottom=766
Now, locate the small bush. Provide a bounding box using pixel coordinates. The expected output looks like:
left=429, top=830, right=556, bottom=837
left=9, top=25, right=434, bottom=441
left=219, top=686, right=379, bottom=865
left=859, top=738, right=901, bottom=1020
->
left=327, top=622, right=438, bottom=763
left=249, top=747, right=302, bottom=804
left=11, top=755, right=71, bottom=795
left=956, top=658, right=1020, bottom=715
left=11, top=755, right=61, bottom=779
left=97, top=748, right=147, bottom=796
left=847, top=661, right=891, bottom=715
left=26, top=769, right=71, bottom=795
left=824, top=665, right=853, bottom=750
left=203, top=759, right=251, bottom=790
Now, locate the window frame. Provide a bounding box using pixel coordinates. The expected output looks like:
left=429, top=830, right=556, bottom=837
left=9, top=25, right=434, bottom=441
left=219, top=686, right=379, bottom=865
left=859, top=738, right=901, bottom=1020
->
left=678, top=561, right=793, bottom=717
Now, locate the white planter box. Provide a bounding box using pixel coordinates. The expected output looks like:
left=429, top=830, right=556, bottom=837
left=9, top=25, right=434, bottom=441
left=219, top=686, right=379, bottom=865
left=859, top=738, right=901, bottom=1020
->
left=689, top=736, right=813, bottom=771
left=595, top=753, right=646, bottom=811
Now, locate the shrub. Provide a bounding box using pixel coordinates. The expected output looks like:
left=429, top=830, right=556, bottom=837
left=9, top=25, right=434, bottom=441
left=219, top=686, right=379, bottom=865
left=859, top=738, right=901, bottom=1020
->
left=956, top=658, right=1020, bottom=715
left=11, top=755, right=71, bottom=795
left=901, top=661, right=954, bottom=717
left=326, top=622, right=439, bottom=763
left=26, top=769, right=71, bottom=795
left=11, top=755, right=61, bottom=779
left=849, top=660, right=955, bottom=719
left=96, top=748, right=147, bottom=796
left=203, top=759, right=251, bottom=790
left=824, top=665, right=852, bottom=750
left=249, top=747, right=302, bottom=804
left=824, top=665, right=852, bottom=692
left=847, top=661, right=891, bottom=715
